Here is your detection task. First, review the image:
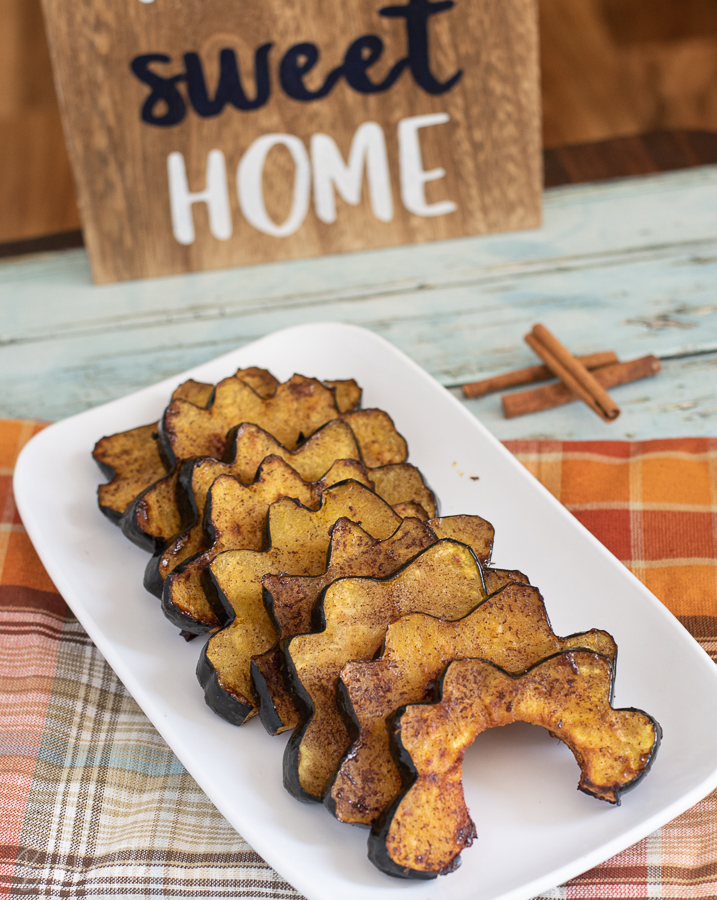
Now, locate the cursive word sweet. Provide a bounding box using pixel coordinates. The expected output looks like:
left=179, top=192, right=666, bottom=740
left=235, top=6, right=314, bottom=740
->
left=131, top=0, right=462, bottom=126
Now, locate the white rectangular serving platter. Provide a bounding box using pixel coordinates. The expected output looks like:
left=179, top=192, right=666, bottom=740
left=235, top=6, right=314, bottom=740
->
left=14, top=322, right=717, bottom=900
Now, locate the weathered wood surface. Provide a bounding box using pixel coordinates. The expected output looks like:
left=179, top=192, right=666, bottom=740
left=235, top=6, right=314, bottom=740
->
left=1, top=165, right=716, bottom=439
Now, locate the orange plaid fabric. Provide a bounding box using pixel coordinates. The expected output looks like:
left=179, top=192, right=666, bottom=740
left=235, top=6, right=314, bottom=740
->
left=505, top=438, right=717, bottom=626
left=0, top=419, right=56, bottom=596
left=1, top=423, right=716, bottom=898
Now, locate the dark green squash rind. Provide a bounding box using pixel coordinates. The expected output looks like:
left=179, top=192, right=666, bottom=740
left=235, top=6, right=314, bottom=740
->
left=282, top=637, right=322, bottom=803
left=250, top=656, right=286, bottom=736
left=196, top=641, right=255, bottom=726
left=368, top=651, right=662, bottom=879
left=160, top=551, right=234, bottom=634
left=119, top=464, right=182, bottom=553
left=144, top=548, right=166, bottom=598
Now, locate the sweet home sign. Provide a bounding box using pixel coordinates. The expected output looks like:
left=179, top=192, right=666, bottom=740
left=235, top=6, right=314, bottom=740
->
left=42, top=0, right=541, bottom=283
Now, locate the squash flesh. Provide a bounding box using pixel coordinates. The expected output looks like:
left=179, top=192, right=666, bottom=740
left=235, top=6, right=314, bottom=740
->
left=94, top=423, right=168, bottom=523
left=161, top=374, right=342, bottom=464
left=93, top=370, right=275, bottom=521
left=369, top=651, right=660, bottom=878
left=162, top=461, right=374, bottom=632
left=367, top=465, right=436, bottom=518
left=284, top=540, right=489, bottom=802
left=340, top=410, right=407, bottom=467
left=323, top=379, right=362, bottom=413
left=196, top=481, right=403, bottom=716
left=331, top=583, right=617, bottom=826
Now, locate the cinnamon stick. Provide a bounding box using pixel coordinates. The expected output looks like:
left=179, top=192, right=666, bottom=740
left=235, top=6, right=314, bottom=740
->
left=526, top=324, right=621, bottom=422
left=461, top=351, right=618, bottom=399
left=502, top=356, right=661, bottom=419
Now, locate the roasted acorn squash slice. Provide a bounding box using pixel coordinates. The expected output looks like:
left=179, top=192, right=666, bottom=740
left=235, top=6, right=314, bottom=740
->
left=283, top=540, right=491, bottom=803
left=160, top=374, right=344, bottom=465
left=324, top=379, right=362, bottom=413
left=329, top=583, right=617, bottom=826
left=93, top=379, right=213, bottom=522
left=254, top=516, right=438, bottom=735
left=368, top=651, right=661, bottom=879
left=195, top=481, right=404, bottom=718
left=93, top=368, right=276, bottom=522
left=256, top=514, right=499, bottom=736
left=340, top=410, right=407, bottom=468
left=162, top=460, right=374, bottom=632
left=139, top=418, right=361, bottom=590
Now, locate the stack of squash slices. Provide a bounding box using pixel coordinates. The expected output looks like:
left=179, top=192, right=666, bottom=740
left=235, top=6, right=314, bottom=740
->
left=93, top=366, right=661, bottom=880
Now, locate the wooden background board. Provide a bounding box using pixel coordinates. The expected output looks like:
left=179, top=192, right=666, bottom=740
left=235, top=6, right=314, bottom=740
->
left=40, top=0, right=541, bottom=283
left=6, top=0, right=717, bottom=250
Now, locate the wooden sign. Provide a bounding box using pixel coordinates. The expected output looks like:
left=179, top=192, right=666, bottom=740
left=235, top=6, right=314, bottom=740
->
left=41, top=0, right=541, bottom=283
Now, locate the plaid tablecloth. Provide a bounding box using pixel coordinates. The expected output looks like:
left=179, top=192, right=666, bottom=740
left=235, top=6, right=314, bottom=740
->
left=1, top=419, right=716, bottom=898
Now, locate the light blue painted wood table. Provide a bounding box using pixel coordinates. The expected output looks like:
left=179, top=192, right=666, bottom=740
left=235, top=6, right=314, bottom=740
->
left=2, top=165, right=716, bottom=439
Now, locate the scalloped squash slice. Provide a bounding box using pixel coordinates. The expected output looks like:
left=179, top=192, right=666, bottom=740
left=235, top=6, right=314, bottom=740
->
left=369, top=652, right=661, bottom=879
left=94, top=424, right=169, bottom=525
left=256, top=514, right=501, bottom=737
left=195, top=481, right=403, bottom=720
left=329, top=583, right=617, bottom=826
left=254, top=516, right=438, bottom=735
left=283, top=540, right=490, bottom=803
left=427, top=515, right=494, bottom=562
left=160, top=374, right=342, bottom=465
left=161, top=461, right=373, bottom=632
left=221, top=366, right=281, bottom=400
left=340, top=410, right=407, bottom=468
left=367, top=465, right=436, bottom=518
left=139, top=418, right=362, bottom=593
left=93, top=368, right=277, bottom=522
left=324, top=379, right=361, bottom=413
left=93, top=379, right=213, bottom=522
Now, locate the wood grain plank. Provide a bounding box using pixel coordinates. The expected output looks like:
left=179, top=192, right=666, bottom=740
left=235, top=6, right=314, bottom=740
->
left=3, top=165, right=717, bottom=338
left=0, top=168, right=715, bottom=434
left=455, top=351, right=717, bottom=441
